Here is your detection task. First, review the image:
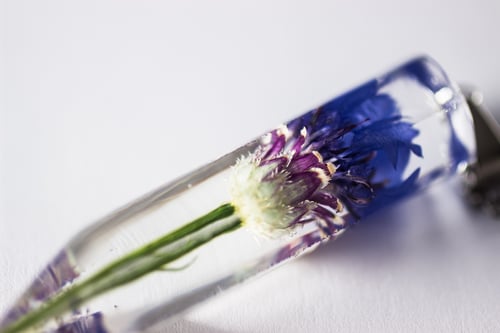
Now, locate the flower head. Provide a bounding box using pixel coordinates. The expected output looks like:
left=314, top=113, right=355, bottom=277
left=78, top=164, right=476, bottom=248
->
left=230, top=126, right=343, bottom=237
left=230, top=80, right=423, bottom=237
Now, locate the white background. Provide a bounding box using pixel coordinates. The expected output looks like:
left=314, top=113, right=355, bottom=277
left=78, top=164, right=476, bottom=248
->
left=2, top=1, right=500, bottom=332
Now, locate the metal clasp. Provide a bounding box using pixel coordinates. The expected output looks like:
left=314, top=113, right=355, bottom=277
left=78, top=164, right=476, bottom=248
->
left=462, top=87, right=500, bottom=213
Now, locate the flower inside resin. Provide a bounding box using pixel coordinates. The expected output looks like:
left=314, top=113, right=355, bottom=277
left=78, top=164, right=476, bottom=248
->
left=230, top=126, right=344, bottom=238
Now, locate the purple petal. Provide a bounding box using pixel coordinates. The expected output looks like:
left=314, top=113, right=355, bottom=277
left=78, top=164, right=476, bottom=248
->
left=288, top=153, right=322, bottom=174
left=290, top=131, right=306, bottom=154
left=261, top=133, right=286, bottom=160
left=55, top=312, right=108, bottom=333
left=286, top=172, right=322, bottom=205
left=312, top=205, right=336, bottom=220
left=310, top=192, right=339, bottom=210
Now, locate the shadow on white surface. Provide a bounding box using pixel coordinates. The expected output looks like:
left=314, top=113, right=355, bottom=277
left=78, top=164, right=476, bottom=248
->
left=312, top=178, right=500, bottom=263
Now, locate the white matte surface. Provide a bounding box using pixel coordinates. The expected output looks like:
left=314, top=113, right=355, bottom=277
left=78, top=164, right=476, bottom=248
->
left=2, top=1, right=500, bottom=332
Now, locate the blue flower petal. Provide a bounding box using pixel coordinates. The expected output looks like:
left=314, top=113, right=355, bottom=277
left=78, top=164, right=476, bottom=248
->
left=286, top=83, right=423, bottom=219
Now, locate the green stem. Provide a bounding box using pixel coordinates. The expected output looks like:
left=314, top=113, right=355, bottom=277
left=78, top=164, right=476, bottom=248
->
left=2, top=203, right=241, bottom=333
left=84, top=203, right=236, bottom=286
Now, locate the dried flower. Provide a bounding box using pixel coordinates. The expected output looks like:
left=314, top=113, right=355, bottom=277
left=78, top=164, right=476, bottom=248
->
left=4, top=58, right=461, bottom=333
left=230, top=81, right=424, bottom=239
left=230, top=126, right=342, bottom=237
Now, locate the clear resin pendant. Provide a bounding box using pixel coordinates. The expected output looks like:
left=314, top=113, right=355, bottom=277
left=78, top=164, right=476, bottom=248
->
left=0, top=56, right=476, bottom=333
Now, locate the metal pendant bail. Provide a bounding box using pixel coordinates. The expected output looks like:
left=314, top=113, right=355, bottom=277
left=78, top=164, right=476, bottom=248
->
left=462, top=86, right=500, bottom=213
